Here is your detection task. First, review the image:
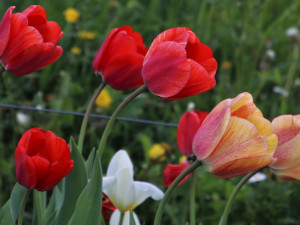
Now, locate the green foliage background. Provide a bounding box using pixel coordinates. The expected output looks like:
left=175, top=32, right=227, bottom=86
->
left=0, top=0, right=300, bottom=224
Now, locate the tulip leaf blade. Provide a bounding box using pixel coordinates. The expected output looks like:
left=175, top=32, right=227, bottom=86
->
left=67, top=151, right=102, bottom=225
left=10, top=182, right=27, bottom=222
left=0, top=200, right=14, bottom=225
left=55, top=137, right=88, bottom=225
left=85, top=148, right=96, bottom=178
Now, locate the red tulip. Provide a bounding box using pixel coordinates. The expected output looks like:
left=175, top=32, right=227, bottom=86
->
left=163, top=161, right=190, bottom=187
left=102, top=193, right=116, bottom=219
left=270, top=115, right=300, bottom=181
left=93, top=26, right=147, bottom=90
left=15, top=128, right=73, bottom=191
left=177, top=110, right=208, bottom=156
left=163, top=110, right=207, bottom=187
left=142, top=27, right=217, bottom=100
left=0, top=5, right=63, bottom=76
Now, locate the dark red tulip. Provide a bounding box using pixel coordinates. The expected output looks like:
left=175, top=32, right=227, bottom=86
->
left=102, top=193, right=116, bottom=219
left=93, top=26, right=147, bottom=90
left=163, top=161, right=190, bottom=187
left=142, top=27, right=217, bottom=100
left=15, top=128, right=73, bottom=191
left=177, top=110, right=208, bottom=156
left=0, top=5, right=63, bottom=76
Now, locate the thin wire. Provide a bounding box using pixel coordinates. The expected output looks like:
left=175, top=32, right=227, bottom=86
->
left=0, top=103, right=178, bottom=128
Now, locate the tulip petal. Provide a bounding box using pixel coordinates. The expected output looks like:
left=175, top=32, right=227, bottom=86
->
left=22, top=5, right=47, bottom=26
left=164, top=58, right=216, bottom=100
left=133, top=181, right=164, bottom=207
left=36, top=160, right=73, bottom=191
left=16, top=155, right=37, bottom=189
left=6, top=42, right=62, bottom=76
left=207, top=135, right=269, bottom=171
left=247, top=115, right=273, bottom=137
left=142, top=41, right=190, bottom=98
left=193, top=99, right=231, bottom=159
left=103, top=167, right=136, bottom=212
left=272, top=114, right=300, bottom=146
left=110, top=210, right=141, bottom=225
left=272, top=167, right=300, bottom=181
left=211, top=155, right=274, bottom=178
left=40, top=136, right=70, bottom=163
left=102, top=52, right=144, bottom=90
left=146, top=27, right=192, bottom=56
left=266, top=134, right=278, bottom=155
left=106, top=150, right=133, bottom=177
left=177, top=110, right=208, bottom=156
left=163, top=162, right=190, bottom=187
left=2, top=13, right=43, bottom=64
left=34, top=21, right=63, bottom=44
left=0, top=6, right=14, bottom=57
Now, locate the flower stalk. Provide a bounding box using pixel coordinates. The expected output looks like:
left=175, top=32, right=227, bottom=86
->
left=154, top=160, right=202, bottom=225
left=218, top=170, right=258, bottom=225
left=78, top=81, right=106, bottom=153
left=97, top=85, right=147, bottom=157
left=189, top=171, right=196, bottom=225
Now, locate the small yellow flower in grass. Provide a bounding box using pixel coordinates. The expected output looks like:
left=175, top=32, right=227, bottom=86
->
left=95, top=89, right=112, bottom=108
left=179, top=155, right=186, bottom=164
left=222, top=61, right=231, bottom=70
left=149, top=143, right=167, bottom=161
left=64, top=8, right=80, bottom=23
left=71, top=47, right=81, bottom=55
left=78, top=31, right=96, bottom=40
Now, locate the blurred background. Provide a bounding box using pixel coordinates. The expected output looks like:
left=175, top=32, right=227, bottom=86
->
left=0, top=0, right=300, bottom=224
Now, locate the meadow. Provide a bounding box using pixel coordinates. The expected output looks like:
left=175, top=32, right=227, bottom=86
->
left=0, top=0, right=300, bottom=224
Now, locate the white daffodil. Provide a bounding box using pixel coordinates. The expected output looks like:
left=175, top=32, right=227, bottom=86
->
left=103, top=150, right=164, bottom=225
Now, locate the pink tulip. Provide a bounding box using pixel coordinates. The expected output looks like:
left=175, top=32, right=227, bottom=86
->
left=270, top=115, right=300, bottom=181
left=193, top=92, right=278, bottom=178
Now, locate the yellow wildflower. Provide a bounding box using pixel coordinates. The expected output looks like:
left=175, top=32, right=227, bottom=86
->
left=95, top=89, right=112, bottom=108
left=71, top=47, right=81, bottom=55
left=149, top=144, right=167, bottom=161
left=221, top=61, right=231, bottom=70
left=64, top=8, right=80, bottom=23
left=179, top=155, right=186, bottom=164
left=78, top=31, right=96, bottom=40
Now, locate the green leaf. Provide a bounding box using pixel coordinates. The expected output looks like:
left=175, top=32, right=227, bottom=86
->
left=129, top=211, right=136, bottom=225
left=55, top=137, right=88, bottom=225
left=42, top=187, right=62, bottom=225
left=10, top=183, right=27, bottom=222
left=85, top=148, right=96, bottom=178
left=67, top=152, right=102, bottom=225
left=0, top=200, right=14, bottom=225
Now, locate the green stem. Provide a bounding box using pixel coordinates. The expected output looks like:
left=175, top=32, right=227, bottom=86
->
left=153, top=160, right=203, bottom=225
left=218, top=170, right=258, bottom=225
left=97, top=85, right=147, bottom=157
left=78, top=81, right=106, bottom=153
left=189, top=171, right=196, bottom=225
left=119, top=212, right=125, bottom=225
left=17, top=189, right=31, bottom=225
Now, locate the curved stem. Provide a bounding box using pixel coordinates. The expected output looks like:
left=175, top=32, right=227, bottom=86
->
left=153, top=160, right=202, bottom=225
left=78, top=81, right=106, bottom=153
left=97, top=85, right=147, bottom=158
left=119, top=212, right=124, bottom=225
left=17, top=189, right=31, bottom=225
left=189, top=171, right=196, bottom=225
left=218, top=170, right=258, bottom=225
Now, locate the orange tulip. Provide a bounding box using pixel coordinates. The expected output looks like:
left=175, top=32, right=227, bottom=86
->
left=270, top=115, right=300, bottom=181
left=193, top=92, right=278, bottom=178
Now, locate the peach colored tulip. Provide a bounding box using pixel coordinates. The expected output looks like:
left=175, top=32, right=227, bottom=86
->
left=193, top=92, right=278, bottom=178
left=270, top=115, right=300, bottom=181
